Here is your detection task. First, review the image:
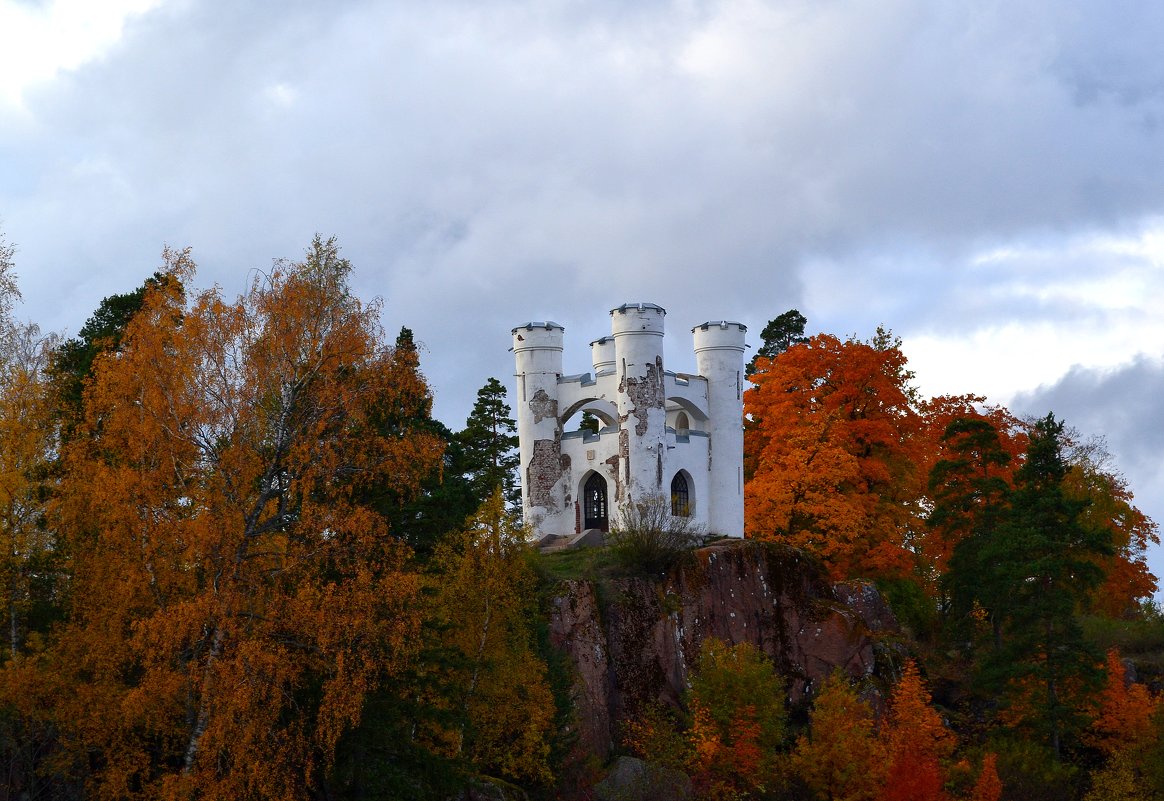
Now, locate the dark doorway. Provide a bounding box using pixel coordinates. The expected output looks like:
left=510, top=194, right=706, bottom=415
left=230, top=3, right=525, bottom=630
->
left=583, top=473, right=609, bottom=531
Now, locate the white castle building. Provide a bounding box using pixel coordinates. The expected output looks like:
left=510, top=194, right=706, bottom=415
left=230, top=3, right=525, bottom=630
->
left=512, top=302, right=746, bottom=540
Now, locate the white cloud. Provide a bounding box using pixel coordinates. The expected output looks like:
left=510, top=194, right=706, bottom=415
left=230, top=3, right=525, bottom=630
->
left=0, top=0, right=163, bottom=113
left=900, top=221, right=1164, bottom=405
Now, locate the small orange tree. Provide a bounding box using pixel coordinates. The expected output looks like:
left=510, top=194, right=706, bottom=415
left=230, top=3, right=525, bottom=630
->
left=686, top=638, right=786, bottom=798
left=880, top=659, right=955, bottom=801
left=622, top=637, right=786, bottom=799
left=1086, top=648, right=1158, bottom=757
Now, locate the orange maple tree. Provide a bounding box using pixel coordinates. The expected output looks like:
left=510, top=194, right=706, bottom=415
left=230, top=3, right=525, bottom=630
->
left=745, top=334, right=924, bottom=580
left=29, top=239, right=443, bottom=799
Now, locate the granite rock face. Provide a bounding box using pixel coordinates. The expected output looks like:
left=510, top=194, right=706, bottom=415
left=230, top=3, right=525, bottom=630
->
left=547, top=540, right=898, bottom=760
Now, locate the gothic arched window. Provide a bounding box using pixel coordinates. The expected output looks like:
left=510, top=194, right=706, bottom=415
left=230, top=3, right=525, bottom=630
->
left=670, top=472, right=690, bottom=517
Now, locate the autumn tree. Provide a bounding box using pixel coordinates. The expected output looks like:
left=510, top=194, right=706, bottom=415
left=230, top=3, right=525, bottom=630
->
left=48, top=273, right=173, bottom=440
left=745, top=333, right=925, bottom=580
left=968, top=754, right=1003, bottom=801
left=0, top=237, right=61, bottom=654
left=0, top=321, right=60, bottom=658
left=686, top=638, right=787, bottom=798
left=880, top=659, right=955, bottom=801
left=0, top=229, right=18, bottom=351
left=29, top=238, right=444, bottom=799
left=792, top=672, right=886, bottom=801
left=1062, top=437, right=1159, bottom=617
left=1086, top=648, right=1158, bottom=757
left=429, top=491, right=555, bottom=785
left=746, top=309, right=808, bottom=377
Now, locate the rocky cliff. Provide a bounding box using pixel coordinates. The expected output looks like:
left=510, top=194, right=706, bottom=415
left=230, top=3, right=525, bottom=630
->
left=546, top=540, right=900, bottom=760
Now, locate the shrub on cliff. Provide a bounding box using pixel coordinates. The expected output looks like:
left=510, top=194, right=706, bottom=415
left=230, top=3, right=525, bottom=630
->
left=607, top=493, right=700, bottom=574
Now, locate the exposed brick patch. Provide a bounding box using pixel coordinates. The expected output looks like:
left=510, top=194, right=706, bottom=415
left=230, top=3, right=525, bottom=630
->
left=529, top=388, right=559, bottom=425
left=528, top=437, right=564, bottom=508
left=604, top=453, right=621, bottom=501
left=624, top=356, right=665, bottom=436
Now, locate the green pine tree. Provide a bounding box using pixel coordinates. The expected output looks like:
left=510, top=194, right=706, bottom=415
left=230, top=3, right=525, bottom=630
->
left=458, top=377, right=520, bottom=515
left=985, top=413, right=1112, bottom=759
left=745, top=309, right=808, bottom=377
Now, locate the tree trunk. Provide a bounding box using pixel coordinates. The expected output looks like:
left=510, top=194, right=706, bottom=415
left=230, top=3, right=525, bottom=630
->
left=183, top=623, right=225, bottom=773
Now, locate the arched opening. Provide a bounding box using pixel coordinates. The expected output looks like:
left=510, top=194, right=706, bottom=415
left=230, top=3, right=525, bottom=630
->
left=674, top=411, right=690, bottom=435
left=671, top=472, right=691, bottom=517
left=583, top=473, right=609, bottom=531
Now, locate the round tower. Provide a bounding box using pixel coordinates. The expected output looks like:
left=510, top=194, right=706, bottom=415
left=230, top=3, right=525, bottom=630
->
left=692, top=320, right=747, bottom=537
left=590, top=336, right=616, bottom=375
left=610, top=303, right=667, bottom=514
left=512, top=321, right=569, bottom=535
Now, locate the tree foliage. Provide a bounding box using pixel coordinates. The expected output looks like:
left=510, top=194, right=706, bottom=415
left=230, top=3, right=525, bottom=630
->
left=793, top=672, right=887, bottom=801
left=0, top=320, right=59, bottom=659
left=880, top=659, right=955, bottom=801
left=1086, top=648, right=1158, bottom=757
left=745, top=333, right=924, bottom=580
left=429, top=491, right=555, bottom=785
left=458, top=377, right=520, bottom=515
left=982, top=414, right=1112, bottom=758
left=15, top=239, right=444, bottom=799
left=606, top=492, right=700, bottom=574
left=1062, top=438, right=1160, bottom=617
left=686, top=638, right=786, bottom=798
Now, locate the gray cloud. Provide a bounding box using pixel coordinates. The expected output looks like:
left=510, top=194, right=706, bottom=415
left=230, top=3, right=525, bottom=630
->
left=1013, top=355, right=1164, bottom=479
left=3, top=0, right=1163, bottom=588
left=2, top=0, right=1163, bottom=428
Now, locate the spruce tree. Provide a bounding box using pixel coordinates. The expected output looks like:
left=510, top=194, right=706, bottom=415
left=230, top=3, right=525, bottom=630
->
left=985, top=413, right=1112, bottom=758
left=458, top=377, right=521, bottom=514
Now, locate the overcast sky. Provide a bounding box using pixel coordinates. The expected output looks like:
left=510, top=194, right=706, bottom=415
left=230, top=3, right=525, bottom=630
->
left=2, top=0, right=1162, bottom=587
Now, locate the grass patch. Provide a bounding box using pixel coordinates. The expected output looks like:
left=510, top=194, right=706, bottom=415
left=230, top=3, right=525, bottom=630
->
left=535, top=545, right=618, bottom=585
